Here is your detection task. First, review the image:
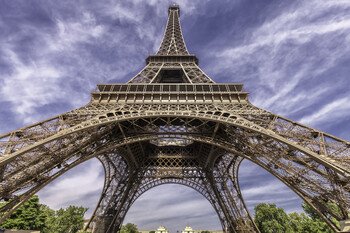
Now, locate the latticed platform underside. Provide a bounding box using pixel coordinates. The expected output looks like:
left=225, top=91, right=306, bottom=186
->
left=1, top=4, right=350, bottom=233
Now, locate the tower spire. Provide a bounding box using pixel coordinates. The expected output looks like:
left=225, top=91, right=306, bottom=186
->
left=156, top=4, right=189, bottom=55
left=128, top=4, right=214, bottom=83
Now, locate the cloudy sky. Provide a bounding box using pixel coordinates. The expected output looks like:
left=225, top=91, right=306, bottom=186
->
left=1, top=0, right=350, bottom=232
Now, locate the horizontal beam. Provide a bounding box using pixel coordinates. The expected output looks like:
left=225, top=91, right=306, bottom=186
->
left=92, top=83, right=248, bottom=104
left=146, top=55, right=198, bottom=64
left=96, top=83, right=245, bottom=92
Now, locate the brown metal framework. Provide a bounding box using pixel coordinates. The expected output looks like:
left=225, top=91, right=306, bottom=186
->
left=0, top=4, right=349, bottom=233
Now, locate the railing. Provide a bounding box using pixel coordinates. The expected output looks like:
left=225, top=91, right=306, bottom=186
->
left=95, top=83, right=246, bottom=94
left=92, top=84, right=248, bottom=103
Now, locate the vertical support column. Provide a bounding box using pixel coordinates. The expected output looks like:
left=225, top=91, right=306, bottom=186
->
left=88, top=154, right=144, bottom=233
left=208, top=155, right=259, bottom=233
left=88, top=154, right=129, bottom=233
left=206, top=174, right=238, bottom=232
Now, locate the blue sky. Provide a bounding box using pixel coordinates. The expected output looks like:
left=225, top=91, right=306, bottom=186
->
left=1, top=0, right=350, bottom=232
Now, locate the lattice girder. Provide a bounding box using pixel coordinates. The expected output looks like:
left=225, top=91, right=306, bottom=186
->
left=126, top=4, right=213, bottom=84
left=88, top=144, right=258, bottom=232
left=1, top=108, right=349, bottom=231
left=204, top=154, right=258, bottom=232
left=157, top=5, right=189, bottom=56
left=2, top=108, right=348, bottom=174
left=127, top=62, right=214, bottom=83
left=89, top=154, right=143, bottom=233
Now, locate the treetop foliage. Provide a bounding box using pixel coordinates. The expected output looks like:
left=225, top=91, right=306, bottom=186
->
left=120, top=223, right=139, bottom=233
left=0, top=195, right=87, bottom=233
left=0, top=196, right=341, bottom=233
left=254, top=203, right=334, bottom=233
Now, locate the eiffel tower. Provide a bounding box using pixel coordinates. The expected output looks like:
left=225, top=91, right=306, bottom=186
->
left=0, top=4, right=349, bottom=233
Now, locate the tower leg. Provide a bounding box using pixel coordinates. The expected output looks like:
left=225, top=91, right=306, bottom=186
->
left=208, top=155, right=259, bottom=233
left=88, top=154, right=142, bottom=233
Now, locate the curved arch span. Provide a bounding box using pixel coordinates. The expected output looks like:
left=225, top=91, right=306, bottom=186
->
left=123, top=182, right=223, bottom=230
left=0, top=112, right=347, bottom=177
left=0, top=115, right=347, bottom=231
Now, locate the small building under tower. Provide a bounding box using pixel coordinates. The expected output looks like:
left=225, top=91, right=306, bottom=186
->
left=155, top=226, right=168, bottom=233
left=182, top=226, right=195, bottom=233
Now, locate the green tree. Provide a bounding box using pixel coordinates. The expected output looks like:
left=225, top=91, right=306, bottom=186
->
left=201, top=231, right=211, bottom=233
left=254, top=203, right=293, bottom=233
left=303, top=201, right=342, bottom=221
left=288, top=212, right=306, bottom=232
left=40, top=204, right=56, bottom=233
left=44, top=205, right=87, bottom=233
left=0, top=195, right=47, bottom=231
left=149, top=231, right=155, bottom=233
left=0, top=196, right=87, bottom=233
left=254, top=202, right=336, bottom=233
left=301, top=203, right=335, bottom=232
left=288, top=212, right=331, bottom=233
left=120, top=223, right=139, bottom=233
left=301, top=217, right=333, bottom=233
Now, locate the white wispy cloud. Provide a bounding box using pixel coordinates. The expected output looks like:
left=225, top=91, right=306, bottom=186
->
left=211, top=0, right=350, bottom=121
left=51, top=12, right=106, bottom=51
left=0, top=0, right=212, bottom=126
left=0, top=9, right=121, bottom=125
left=37, top=158, right=104, bottom=215
left=299, top=97, right=350, bottom=125
left=0, top=47, right=63, bottom=123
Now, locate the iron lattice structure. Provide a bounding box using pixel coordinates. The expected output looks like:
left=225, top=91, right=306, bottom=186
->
left=0, top=5, right=349, bottom=233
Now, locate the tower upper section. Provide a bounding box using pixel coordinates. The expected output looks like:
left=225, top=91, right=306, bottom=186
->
left=156, top=4, right=189, bottom=55
left=127, top=5, right=214, bottom=83
left=94, top=5, right=248, bottom=103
